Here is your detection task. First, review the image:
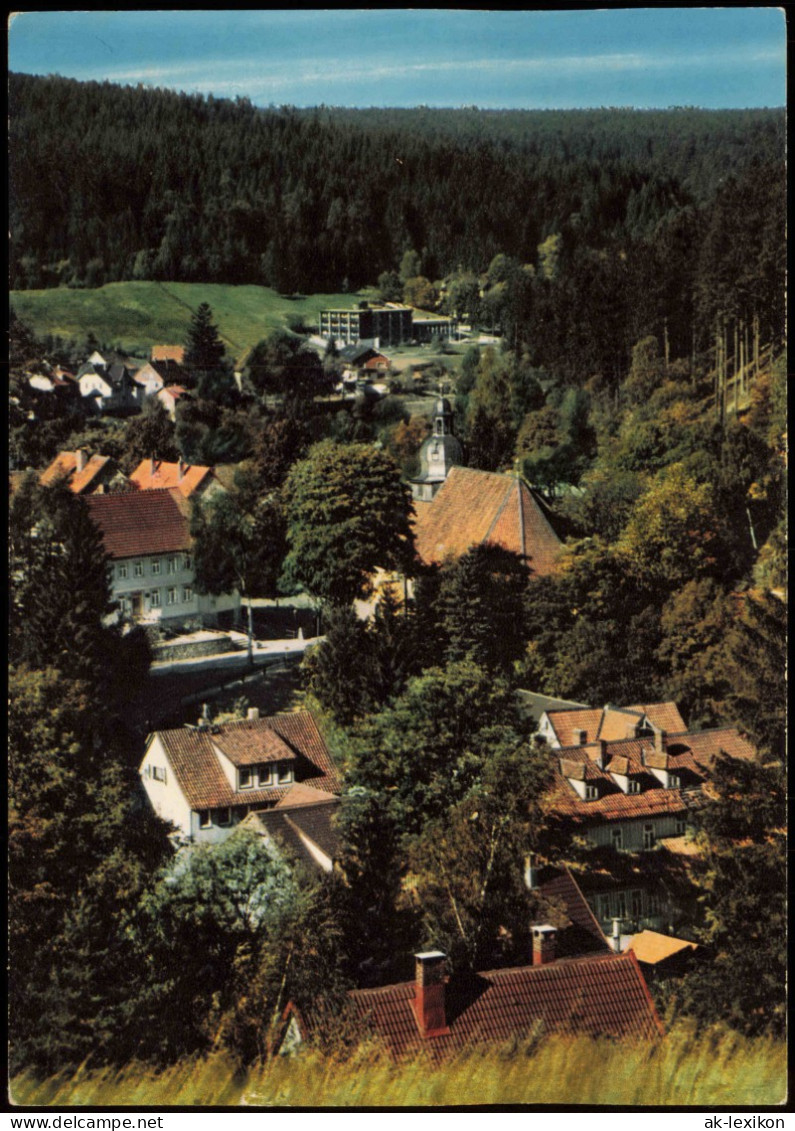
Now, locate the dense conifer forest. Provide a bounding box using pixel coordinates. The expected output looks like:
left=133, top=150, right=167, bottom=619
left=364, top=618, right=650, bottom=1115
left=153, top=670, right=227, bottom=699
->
left=9, top=74, right=785, bottom=372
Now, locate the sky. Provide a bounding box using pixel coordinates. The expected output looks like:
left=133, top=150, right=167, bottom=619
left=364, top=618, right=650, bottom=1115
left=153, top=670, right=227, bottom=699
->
left=8, top=8, right=787, bottom=110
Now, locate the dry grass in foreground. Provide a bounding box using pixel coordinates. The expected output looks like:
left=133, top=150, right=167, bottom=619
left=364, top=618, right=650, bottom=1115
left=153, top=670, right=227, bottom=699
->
left=10, top=1023, right=786, bottom=1109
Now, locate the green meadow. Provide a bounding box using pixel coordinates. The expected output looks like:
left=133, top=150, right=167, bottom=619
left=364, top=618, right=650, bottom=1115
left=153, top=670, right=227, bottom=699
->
left=10, top=1024, right=786, bottom=1108
left=10, top=282, right=372, bottom=366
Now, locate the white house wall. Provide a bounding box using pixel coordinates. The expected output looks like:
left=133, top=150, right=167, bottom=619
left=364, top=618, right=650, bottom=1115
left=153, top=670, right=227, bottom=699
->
left=140, top=736, right=192, bottom=837
left=111, top=550, right=240, bottom=623
left=585, top=813, right=685, bottom=851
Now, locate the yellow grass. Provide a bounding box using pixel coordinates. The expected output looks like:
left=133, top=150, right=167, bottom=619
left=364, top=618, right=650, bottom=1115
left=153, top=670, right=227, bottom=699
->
left=10, top=1023, right=786, bottom=1108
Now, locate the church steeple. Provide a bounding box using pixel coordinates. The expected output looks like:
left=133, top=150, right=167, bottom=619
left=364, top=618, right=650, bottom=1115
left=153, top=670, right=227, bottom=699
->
left=410, top=393, right=463, bottom=502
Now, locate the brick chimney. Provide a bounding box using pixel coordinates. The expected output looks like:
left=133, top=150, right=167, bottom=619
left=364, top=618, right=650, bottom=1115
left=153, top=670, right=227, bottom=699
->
left=413, top=951, right=449, bottom=1037
left=75, top=448, right=88, bottom=472
left=531, top=924, right=558, bottom=966
left=654, top=726, right=667, bottom=755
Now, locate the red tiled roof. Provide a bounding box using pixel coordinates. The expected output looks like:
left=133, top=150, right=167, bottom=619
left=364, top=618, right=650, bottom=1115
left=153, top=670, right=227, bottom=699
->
left=85, top=487, right=191, bottom=559
left=625, top=702, right=688, bottom=735
left=151, top=711, right=341, bottom=810
left=345, top=952, right=662, bottom=1057
left=544, top=708, right=604, bottom=748
left=40, top=451, right=114, bottom=494
left=412, top=467, right=562, bottom=575
left=213, top=726, right=297, bottom=767
left=536, top=866, right=610, bottom=958
left=151, top=345, right=185, bottom=364
left=129, top=459, right=213, bottom=497
left=546, top=702, right=688, bottom=748
left=249, top=796, right=341, bottom=868
left=545, top=725, right=757, bottom=824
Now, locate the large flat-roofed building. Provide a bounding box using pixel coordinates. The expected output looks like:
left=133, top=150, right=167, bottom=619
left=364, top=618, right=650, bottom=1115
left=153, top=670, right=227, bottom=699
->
left=320, top=302, right=412, bottom=347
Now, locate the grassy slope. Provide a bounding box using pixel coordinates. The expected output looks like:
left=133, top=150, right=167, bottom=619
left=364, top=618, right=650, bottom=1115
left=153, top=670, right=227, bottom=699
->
left=10, top=282, right=372, bottom=367
left=10, top=1026, right=786, bottom=1108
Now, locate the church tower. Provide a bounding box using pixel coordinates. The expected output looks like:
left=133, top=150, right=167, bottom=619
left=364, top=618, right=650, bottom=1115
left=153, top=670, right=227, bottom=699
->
left=410, top=396, right=463, bottom=501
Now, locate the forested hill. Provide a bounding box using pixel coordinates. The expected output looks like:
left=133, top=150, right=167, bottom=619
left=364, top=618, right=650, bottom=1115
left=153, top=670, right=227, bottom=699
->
left=9, top=71, right=785, bottom=308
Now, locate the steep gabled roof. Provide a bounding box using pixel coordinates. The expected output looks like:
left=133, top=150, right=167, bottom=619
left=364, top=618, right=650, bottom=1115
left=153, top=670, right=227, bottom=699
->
left=40, top=451, right=115, bottom=494
left=545, top=702, right=688, bottom=748
left=412, top=466, right=563, bottom=574
left=151, top=711, right=341, bottom=811
left=345, top=952, right=662, bottom=1057
left=536, top=866, right=610, bottom=959
left=245, top=795, right=341, bottom=871
left=129, top=458, right=213, bottom=497
left=85, top=487, right=191, bottom=558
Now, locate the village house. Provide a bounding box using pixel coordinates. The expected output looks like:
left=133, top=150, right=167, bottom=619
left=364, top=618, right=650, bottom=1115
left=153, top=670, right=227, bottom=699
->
left=128, top=456, right=222, bottom=499
left=278, top=865, right=663, bottom=1057
left=537, top=700, right=758, bottom=935
left=39, top=448, right=125, bottom=494
left=76, top=357, right=139, bottom=414
left=85, top=486, right=239, bottom=625
left=139, top=709, right=341, bottom=844
left=156, top=384, right=190, bottom=420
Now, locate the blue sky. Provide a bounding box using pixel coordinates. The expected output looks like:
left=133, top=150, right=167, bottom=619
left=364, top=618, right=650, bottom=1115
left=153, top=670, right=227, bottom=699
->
left=8, top=8, right=786, bottom=110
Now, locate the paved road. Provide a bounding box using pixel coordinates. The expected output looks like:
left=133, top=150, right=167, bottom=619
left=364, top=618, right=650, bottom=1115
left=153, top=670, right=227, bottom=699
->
left=150, top=634, right=320, bottom=676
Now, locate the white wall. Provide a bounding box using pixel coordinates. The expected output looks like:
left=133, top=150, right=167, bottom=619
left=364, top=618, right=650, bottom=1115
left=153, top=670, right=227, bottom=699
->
left=140, top=736, right=192, bottom=837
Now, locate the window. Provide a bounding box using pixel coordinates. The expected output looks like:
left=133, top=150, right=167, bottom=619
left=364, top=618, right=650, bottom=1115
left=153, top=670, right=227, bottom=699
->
left=277, top=762, right=294, bottom=785
left=616, top=891, right=628, bottom=918
left=134, top=561, right=144, bottom=578
left=631, top=890, right=643, bottom=918
left=120, top=597, right=132, bottom=616
left=584, top=784, right=598, bottom=801
left=611, top=827, right=623, bottom=851
left=675, top=817, right=687, bottom=837
left=198, top=810, right=211, bottom=829
left=168, top=557, right=178, bottom=574
left=151, top=559, right=161, bottom=575
left=117, top=563, right=128, bottom=580
left=627, top=779, right=641, bottom=794
left=217, top=807, right=231, bottom=827
left=598, top=895, right=611, bottom=920
left=167, top=587, right=177, bottom=605
left=258, top=765, right=273, bottom=787
left=183, top=554, right=192, bottom=570
left=150, top=590, right=161, bottom=608
left=239, top=767, right=253, bottom=790
left=183, top=586, right=193, bottom=603
left=152, top=765, right=167, bottom=783
left=668, top=774, right=681, bottom=790
left=643, top=823, right=656, bottom=850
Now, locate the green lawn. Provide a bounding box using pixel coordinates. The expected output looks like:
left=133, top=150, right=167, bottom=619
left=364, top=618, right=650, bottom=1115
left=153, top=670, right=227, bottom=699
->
left=10, top=282, right=375, bottom=367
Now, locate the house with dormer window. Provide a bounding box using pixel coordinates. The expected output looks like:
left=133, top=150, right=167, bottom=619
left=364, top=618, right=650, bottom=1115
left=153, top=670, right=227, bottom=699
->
left=539, top=700, right=757, bottom=853
left=139, top=709, right=341, bottom=844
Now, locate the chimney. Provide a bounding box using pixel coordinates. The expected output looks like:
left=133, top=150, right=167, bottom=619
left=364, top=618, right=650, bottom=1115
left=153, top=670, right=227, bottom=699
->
left=610, top=918, right=623, bottom=953
left=178, top=457, right=186, bottom=482
left=150, top=452, right=157, bottom=477
left=598, top=739, right=608, bottom=769
left=75, top=448, right=88, bottom=472
left=654, top=727, right=667, bottom=755
left=413, top=951, right=449, bottom=1037
left=531, top=924, right=557, bottom=967
left=197, top=702, right=211, bottom=731
left=247, top=707, right=260, bottom=722
left=523, top=853, right=538, bottom=891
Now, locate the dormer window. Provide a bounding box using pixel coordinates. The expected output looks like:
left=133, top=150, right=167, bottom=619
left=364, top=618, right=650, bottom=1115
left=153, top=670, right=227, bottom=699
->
left=627, top=779, right=641, bottom=795
left=668, top=774, right=681, bottom=790
left=584, top=784, right=599, bottom=801
left=257, top=764, right=273, bottom=787
left=277, top=762, right=294, bottom=785
left=239, top=767, right=253, bottom=790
